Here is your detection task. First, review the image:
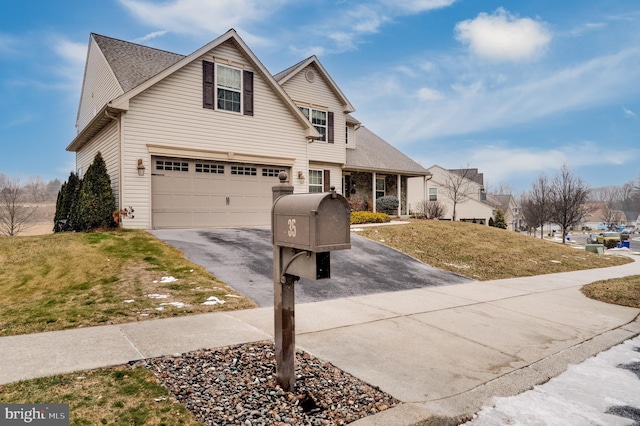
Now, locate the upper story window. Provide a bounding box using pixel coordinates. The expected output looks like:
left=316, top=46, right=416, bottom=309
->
left=217, top=64, right=241, bottom=113
left=429, top=187, right=437, bottom=201
left=299, top=106, right=334, bottom=143
left=299, top=107, right=327, bottom=142
left=203, top=61, right=253, bottom=116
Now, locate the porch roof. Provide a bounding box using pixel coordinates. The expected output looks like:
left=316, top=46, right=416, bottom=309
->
left=345, top=126, right=430, bottom=177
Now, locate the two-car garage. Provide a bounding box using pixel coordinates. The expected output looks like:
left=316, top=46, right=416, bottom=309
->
left=151, top=156, right=288, bottom=228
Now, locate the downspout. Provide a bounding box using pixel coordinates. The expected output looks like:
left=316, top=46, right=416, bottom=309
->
left=104, top=109, right=122, bottom=225
left=424, top=172, right=433, bottom=203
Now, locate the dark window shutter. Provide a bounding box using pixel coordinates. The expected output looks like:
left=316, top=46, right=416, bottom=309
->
left=323, top=170, right=330, bottom=192
left=203, top=61, right=214, bottom=109
left=243, top=70, right=254, bottom=116
left=327, top=112, right=334, bottom=143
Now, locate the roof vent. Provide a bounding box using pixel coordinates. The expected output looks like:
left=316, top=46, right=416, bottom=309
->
left=305, top=70, right=315, bottom=83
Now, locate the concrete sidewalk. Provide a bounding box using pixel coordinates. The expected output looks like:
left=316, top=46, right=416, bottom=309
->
left=1, top=256, right=639, bottom=425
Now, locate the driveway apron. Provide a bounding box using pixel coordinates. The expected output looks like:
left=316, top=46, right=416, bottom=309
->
left=150, top=228, right=472, bottom=306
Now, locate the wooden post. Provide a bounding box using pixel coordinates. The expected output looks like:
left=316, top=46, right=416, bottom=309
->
left=272, top=172, right=295, bottom=391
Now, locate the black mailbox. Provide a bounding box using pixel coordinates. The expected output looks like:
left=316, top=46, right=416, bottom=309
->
left=272, top=189, right=351, bottom=253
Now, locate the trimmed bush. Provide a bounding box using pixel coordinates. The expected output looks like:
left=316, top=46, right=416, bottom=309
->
left=351, top=211, right=392, bottom=224
left=54, top=172, right=80, bottom=232
left=72, top=152, right=117, bottom=232
left=376, top=196, right=399, bottom=215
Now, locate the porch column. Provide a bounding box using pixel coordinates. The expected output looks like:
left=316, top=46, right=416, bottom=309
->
left=397, top=174, right=401, bottom=217
left=372, top=172, right=377, bottom=212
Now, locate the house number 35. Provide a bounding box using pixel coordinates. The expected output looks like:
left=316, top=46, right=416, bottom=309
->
left=287, top=219, right=296, bottom=237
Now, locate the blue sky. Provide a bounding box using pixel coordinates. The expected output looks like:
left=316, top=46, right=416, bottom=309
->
left=1, top=0, right=639, bottom=193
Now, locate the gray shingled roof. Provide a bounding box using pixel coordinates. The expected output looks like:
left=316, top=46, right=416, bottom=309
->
left=92, top=34, right=185, bottom=93
left=346, top=126, right=429, bottom=176
left=449, top=168, right=484, bottom=186
left=273, top=56, right=311, bottom=82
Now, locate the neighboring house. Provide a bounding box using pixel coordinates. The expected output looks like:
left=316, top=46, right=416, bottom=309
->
left=485, top=194, right=521, bottom=231
left=67, top=30, right=429, bottom=229
left=581, top=202, right=627, bottom=230
left=408, top=166, right=494, bottom=224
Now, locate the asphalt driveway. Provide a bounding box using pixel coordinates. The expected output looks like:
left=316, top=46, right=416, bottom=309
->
left=150, top=227, right=473, bottom=306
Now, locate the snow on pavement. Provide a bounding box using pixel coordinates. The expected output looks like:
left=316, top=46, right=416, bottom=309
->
left=465, top=335, right=640, bottom=425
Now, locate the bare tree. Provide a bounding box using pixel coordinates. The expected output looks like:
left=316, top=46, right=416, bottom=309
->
left=443, top=167, right=479, bottom=221
left=525, top=173, right=551, bottom=239
left=415, top=199, right=447, bottom=219
left=485, top=180, right=514, bottom=196
left=24, top=175, right=46, bottom=203
left=548, top=165, right=590, bottom=244
left=0, top=177, right=36, bottom=236
left=592, top=186, right=623, bottom=228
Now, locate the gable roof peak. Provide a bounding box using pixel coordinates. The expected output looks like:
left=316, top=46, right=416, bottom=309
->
left=274, top=55, right=355, bottom=113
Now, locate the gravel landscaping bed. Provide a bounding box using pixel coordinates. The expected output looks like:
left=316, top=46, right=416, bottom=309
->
left=146, top=340, right=399, bottom=425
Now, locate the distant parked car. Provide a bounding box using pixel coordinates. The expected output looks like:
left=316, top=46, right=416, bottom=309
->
left=586, top=233, right=599, bottom=244
left=596, top=232, right=621, bottom=245
left=621, top=229, right=634, bottom=240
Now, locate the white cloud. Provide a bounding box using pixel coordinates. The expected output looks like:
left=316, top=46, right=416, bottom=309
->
left=566, top=22, right=607, bottom=37
left=358, top=47, right=640, bottom=144
left=49, top=38, right=87, bottom=91
left=0, top=33, right=20, bottom=55
left=418, top=140, right=638, bottom=191
left=3, top=114, right=33, bottom=129
left=623, top=106, right=635, bottom=117
left=118, top=0, right=290, bottom=44
left=293, top=0, right=454, bottom=55
left=133, top=30, right=168, bottom=44
left=454, top=8, right=551, bottom=62
left=417, top=87, right=443, bottom=101
left=380, top=0, right=456, bottom=13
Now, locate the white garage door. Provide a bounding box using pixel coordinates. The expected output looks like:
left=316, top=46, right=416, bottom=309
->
left=151, top=157, right=288, bottom=228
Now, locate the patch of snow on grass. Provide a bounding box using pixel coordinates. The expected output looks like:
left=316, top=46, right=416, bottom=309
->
left=160, top=302, right=189, bottom=308
left=153, top=276, right=178, bottom=284
left=443, top=262, right=470, bottom=269
left=202, top=296, right=226, bottom=306
left=147, top=294, right=169, bottom=299
left=123, top=299, right=135, bottom=303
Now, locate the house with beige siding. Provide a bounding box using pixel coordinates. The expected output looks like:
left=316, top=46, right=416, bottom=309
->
left=67, top=29, right=429, bottom=229
left=485, top=194, right=521, bottom=231
left=408, top=165, right=494, bottom=224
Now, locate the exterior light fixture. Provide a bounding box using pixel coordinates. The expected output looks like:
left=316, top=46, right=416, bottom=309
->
left=137, top=159, right=146, bottom=176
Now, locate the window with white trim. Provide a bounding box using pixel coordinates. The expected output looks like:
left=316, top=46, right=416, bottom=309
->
left=308, top=169, right=323, bottom=193
left=376, top=177, right=385, bottom=199
left=429, top=187, right=437, bottom=201
left=299, top=107, right=327, bottom=142
left=217, top=64, right=241, bottom=113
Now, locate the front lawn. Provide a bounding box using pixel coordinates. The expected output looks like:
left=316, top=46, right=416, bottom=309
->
left=0, top=230, right=255, bottom=337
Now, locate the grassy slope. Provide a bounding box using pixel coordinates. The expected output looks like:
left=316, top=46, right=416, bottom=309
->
left=356, top=220, right=632, bottom=281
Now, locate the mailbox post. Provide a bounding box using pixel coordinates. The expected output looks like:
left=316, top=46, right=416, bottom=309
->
left=271, top=172, right=351, bottom=391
